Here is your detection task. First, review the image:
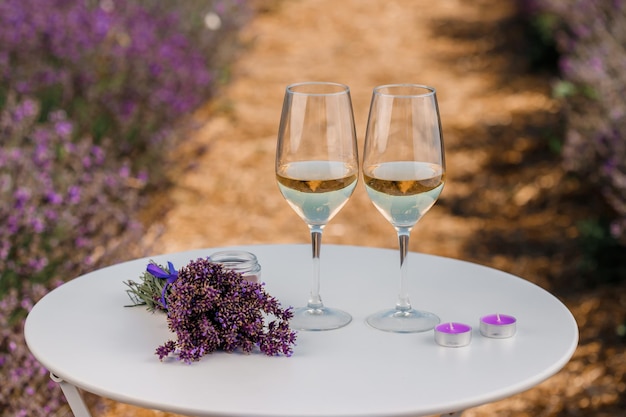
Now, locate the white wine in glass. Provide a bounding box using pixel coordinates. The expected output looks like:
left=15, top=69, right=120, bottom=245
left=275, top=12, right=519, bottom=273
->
left=363, top=84, right=445, bottom=333
left=276, top=82, right=358, bottom=331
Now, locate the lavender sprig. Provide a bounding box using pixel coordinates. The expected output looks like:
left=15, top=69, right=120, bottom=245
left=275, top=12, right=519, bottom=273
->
left=124, top=261, right=173, bottom=311
left=154, top=258, right=297, bottom=363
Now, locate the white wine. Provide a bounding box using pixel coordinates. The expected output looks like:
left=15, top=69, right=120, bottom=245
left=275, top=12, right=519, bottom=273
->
left=277, top=161, right=357, bottom=226
left=364, top=161, right=444, bottom=228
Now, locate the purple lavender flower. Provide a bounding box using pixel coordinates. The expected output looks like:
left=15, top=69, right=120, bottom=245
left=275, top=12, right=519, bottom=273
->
left=146, top=261, right=179, bottom=309
left=54, top=120, right=73, bottom=137
left=156, top=258, right=297, bottom=363
left=13, top=98, right=37, bottom=121
left=67, top=185, right=81, bottom=204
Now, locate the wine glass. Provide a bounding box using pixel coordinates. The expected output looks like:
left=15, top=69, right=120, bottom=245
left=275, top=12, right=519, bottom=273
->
left=275, top=82, right=359, bottom=331
left=362, top=84, right=445, bottom=333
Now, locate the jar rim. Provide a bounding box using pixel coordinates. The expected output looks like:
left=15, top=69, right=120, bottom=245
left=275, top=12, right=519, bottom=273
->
left=208, top=251, right=261, bottom=274
left=208, top=250, right=258, bottom=262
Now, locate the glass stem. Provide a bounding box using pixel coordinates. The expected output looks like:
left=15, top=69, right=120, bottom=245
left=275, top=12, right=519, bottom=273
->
left=308, top=226, right=324, bottom=309
left=396, top=227, right=412, bottom=311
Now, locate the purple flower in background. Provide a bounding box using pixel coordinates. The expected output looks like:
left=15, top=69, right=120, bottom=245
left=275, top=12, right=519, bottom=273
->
left=13, top=98, right=37, bottom=121
left=45, top=191, right=63, bottom=205
left=67, top=185, right=81, bottom=204
left=13, top=188, right=30, bottom=209
left=91, top=146, right=105, bottom=164
left=54, top=120, right=73, bottom=137
left=30, top=218, right=45, bottom=234
left=27, top=256, right=48, bottom=271
left=93, top=7, right=113, bottom=36
left=119, top=165, right=130, bottom=178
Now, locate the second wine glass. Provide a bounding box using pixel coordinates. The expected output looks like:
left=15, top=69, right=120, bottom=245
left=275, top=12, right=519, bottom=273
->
left=276, top=82, right=358, bottom=331
left=363, top=84, right=445, bottom=333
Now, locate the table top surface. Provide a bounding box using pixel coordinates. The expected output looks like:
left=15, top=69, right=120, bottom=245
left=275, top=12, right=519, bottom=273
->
left=25, top=244, right=578, bottom=417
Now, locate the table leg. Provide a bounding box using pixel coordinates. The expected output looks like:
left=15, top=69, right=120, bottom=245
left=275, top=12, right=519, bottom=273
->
left=50, top=373, right=93, bottom=417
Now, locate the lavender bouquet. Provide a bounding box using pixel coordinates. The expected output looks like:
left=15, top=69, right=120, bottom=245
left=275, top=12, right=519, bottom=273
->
left=126, top=258, right=297, bottom=363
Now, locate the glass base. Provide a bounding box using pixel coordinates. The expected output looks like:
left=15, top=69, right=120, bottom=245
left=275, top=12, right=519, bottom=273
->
left=366, top=308, right=440, bottom=333
left=290, top=305, right=352, bottom=331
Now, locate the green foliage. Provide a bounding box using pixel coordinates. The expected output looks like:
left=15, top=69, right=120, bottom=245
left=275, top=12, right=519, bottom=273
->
left=576, top=219, right=626, bottom=285
left=124, top=262, right=170, bottom=311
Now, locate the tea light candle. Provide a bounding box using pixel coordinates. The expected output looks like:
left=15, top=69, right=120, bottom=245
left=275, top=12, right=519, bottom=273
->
left=480, top=313, right=517, bottom=338
left=434, top=322, right=472, bottom=347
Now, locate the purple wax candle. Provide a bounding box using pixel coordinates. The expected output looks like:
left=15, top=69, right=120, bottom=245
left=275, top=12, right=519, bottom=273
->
left=479, top=313, right=517, bottom=338
left=434, top=322, right=472, bottom=347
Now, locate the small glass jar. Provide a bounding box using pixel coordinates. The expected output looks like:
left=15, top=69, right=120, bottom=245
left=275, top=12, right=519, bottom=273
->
left=208, top=250, right=261, bottom=283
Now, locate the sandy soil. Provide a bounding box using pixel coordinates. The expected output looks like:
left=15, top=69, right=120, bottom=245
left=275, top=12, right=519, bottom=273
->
left=94, top=1, right=625, bottom=416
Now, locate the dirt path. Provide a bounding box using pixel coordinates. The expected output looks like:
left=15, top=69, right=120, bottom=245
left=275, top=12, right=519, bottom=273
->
left=145, top=0, right=552, bottom=259
left=96, top=1, right=622, bottom=416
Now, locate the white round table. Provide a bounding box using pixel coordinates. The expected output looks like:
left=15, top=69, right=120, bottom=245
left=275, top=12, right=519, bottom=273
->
left=25, top=244, right=578, bottom=417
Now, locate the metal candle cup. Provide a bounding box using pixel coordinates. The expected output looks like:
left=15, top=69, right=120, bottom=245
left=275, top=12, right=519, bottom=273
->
left=479, top=314, right=517, bottom=338
left=434, top=322, right=472, bottom=347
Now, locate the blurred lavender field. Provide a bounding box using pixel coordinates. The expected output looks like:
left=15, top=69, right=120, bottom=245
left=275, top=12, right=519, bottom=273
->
left=0, top=1, right=251, bottom=415
left=523, top=0, right=626, bottom=254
